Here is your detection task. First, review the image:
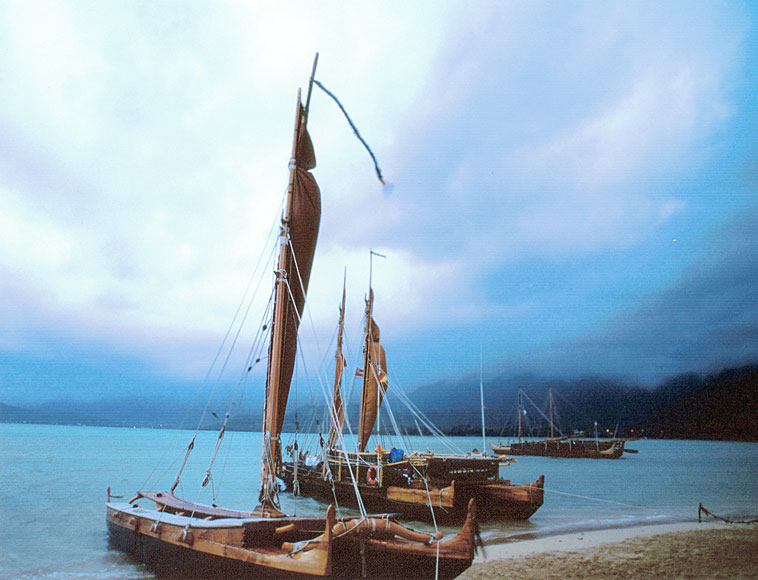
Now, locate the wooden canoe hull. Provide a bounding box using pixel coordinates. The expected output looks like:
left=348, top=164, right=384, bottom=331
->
left=108, top=517, right=325, bottom=580
left=283, top=465, right=544, bottom=524
left=106, top=501, right=474, bottom=580
left=107, top=503, right=332, bottom=579
left=490, top=439, right=631, bottom=459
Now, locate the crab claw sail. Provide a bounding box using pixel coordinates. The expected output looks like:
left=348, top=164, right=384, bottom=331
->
left=357, top=289, right=388, bottom=452
left=261, top=93, right=321, bottom=507
left=327, top=279, right=347, bottom=450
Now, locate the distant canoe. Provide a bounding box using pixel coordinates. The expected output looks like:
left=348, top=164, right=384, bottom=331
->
left=491, top=386, right=639, bottom=459
left=490, top=438, right=638, bottom=459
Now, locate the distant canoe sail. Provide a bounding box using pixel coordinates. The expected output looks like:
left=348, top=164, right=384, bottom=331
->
left=262, top=101, right=321, bottom=505
left=357, top=288, right=388, bottom=452
left=327, top=279, right=347, bottom=450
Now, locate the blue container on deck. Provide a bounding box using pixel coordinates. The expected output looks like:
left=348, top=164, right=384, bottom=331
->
left=390, top=448, right=404, bottom=463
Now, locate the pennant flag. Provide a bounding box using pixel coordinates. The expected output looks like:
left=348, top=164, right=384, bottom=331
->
left=377, top=370, right=388, bottom=384
left=355, top=368, right=364, bottom=377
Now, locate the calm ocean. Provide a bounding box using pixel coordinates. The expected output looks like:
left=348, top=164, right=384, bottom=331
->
left=1, top=423, right=756, bottom=579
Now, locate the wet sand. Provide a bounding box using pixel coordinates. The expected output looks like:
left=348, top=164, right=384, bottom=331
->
left=460, top=523, right=758, bottom=579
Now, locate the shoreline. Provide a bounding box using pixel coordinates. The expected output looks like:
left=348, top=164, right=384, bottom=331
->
left=462, top=522, right=758, bottom=579
left=477, top=521, right=710, bottom=559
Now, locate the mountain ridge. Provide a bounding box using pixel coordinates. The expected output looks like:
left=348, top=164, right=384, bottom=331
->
left=1, top=364, right=756, bottom=441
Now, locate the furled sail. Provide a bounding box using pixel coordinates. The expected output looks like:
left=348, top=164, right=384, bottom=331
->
left=271, top=118, right=321, bottom=437
left=261, top=94, right=321, bottom=506
left=357, top=288, right=388, bottom=452
left=327, top=280, right=347, bottom=451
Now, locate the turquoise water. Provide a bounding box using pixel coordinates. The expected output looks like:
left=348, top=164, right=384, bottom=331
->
left=1, top=423, right=756, bottom=579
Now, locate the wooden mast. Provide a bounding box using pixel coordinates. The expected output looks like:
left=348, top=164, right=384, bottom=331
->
left=517, top=387, right=523, bottom=444
left=479, top=347, right=485, bottom=453
left=549, top=385, right=554, bottom=439
left=358, top=284, right=374, bottom=452
left=259, top=54, right=319, bottom=513
left=357, top=250, right=387, bottom=452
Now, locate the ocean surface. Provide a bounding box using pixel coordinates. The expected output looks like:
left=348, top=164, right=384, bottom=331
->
left=1, top=423, right=756, bottom=579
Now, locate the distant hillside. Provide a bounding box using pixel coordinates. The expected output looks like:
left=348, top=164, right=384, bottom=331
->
left=0, top=402, right=105, bottom=427
left=0, top=398, right=235, bottom=430
left=401, top=365, right=758, bottom=441
left=641, top=365, right=758, bottom=440
left=2, top=365, right=756, bottom=441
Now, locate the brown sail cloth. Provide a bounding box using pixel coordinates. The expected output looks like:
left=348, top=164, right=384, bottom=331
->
left=262, top=108, right=322, bottom=500
left=272, top=124, right=321, bottom=437
left=358, top=290, right=388, bottom=452
left=327, top=282, right=347, bottom=450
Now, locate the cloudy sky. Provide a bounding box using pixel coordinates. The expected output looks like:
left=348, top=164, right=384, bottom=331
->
left=1, top=1, right=756, bottom=406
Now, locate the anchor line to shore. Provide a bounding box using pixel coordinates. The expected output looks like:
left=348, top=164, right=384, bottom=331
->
left=541, top=486, right=699, bottom=521
left=698, top=504, right=758, bottom=525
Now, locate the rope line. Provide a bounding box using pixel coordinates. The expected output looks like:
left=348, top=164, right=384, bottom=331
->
left=699, top=504, right=758, bottom=524
left=313, top=79, right=386, bottom=186
left=543, top=486, right=695, bottom=521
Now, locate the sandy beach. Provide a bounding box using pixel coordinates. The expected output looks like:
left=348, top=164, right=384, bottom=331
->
left=460, top=523, right=758, bottom=579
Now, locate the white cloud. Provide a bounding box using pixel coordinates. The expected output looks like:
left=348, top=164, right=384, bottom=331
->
left=0, top=1, right=752, bottom=400
left=2, top=0, right=110, bottom=153
left=0, top=188, right=71, bottom=270
left=508, top=65, right=718, bottom=192
left=0, top=0, right=454, bottom=358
